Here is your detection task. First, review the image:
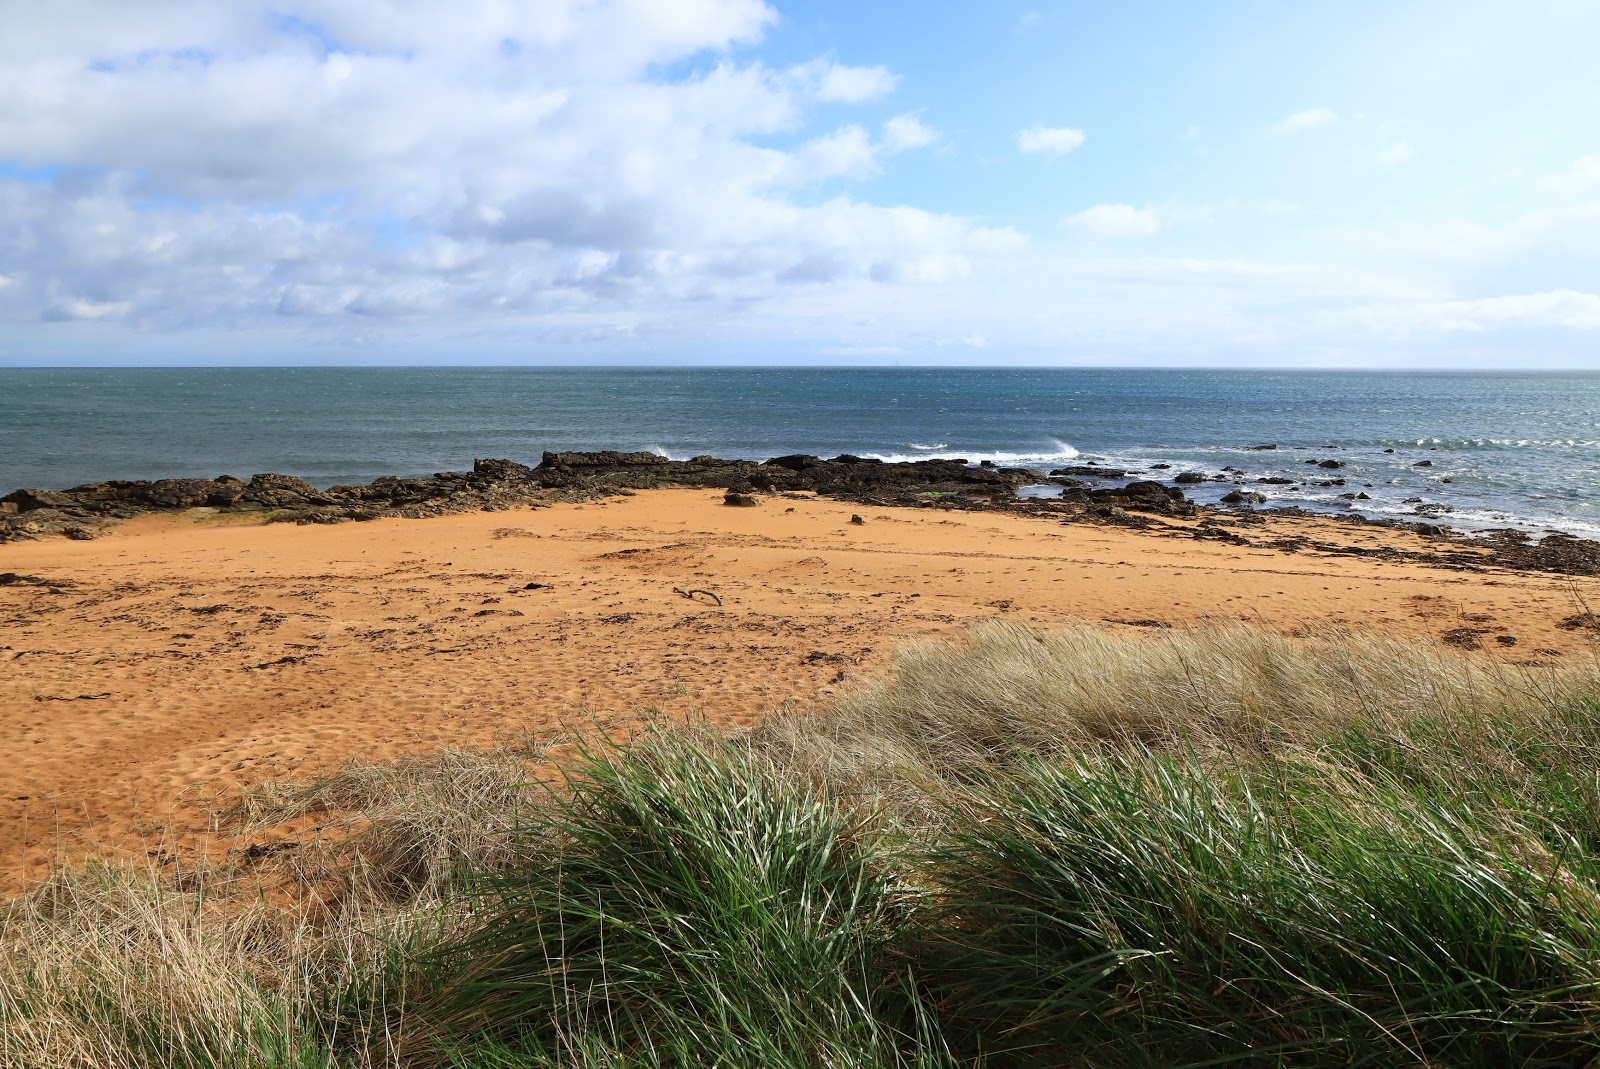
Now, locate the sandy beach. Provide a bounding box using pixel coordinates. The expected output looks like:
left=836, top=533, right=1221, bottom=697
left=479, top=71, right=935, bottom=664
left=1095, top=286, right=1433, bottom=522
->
left=3, top=489, right=1598, bottom=890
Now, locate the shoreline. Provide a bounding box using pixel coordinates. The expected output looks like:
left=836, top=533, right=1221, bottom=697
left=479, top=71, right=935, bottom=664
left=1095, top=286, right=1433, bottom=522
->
left=6, top=450, right=1599, bottom=576
left=4, top=485, right=1600, bottom=891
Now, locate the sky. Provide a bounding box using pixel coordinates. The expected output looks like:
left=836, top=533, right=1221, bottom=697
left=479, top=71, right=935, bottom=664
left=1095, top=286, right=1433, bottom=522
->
left=1, top=0, right=1598, bottom=367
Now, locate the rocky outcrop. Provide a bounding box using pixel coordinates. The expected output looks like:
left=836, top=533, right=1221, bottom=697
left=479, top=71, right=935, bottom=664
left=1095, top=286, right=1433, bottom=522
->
left=1, top=451, right=1053, bottom=540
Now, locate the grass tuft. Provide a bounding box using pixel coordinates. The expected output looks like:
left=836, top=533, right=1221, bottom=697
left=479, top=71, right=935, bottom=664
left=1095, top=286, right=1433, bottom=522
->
left=6, top=620, right=1600, bottom=1067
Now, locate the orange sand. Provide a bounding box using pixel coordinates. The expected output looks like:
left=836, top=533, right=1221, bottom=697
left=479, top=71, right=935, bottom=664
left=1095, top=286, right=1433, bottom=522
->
left=3, top=489, right=1598, bottom=889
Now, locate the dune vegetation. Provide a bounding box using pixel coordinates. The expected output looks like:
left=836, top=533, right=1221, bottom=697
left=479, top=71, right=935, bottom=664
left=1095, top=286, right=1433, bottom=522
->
left=4, top=621, right=1600, bottom=1068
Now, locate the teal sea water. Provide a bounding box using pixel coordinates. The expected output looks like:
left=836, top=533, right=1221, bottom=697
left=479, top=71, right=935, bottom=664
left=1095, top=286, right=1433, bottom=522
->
left=4, top=367, right=1599, bottom=538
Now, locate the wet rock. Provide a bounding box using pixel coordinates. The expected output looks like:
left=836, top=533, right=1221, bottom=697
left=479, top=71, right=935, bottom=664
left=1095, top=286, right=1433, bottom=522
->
left=1222, top=490, right=1268, bottom=505
left=1246, top=444, right=1278, bottom=450
left=1413, top=460, right=1433, bottom=467
left=1173, top=472, right=1207, bottom=484
left=1052, top=465, right=1129, bottom=479
left=1318, top=459, right=1344, bottom=469
left=766, top=454, right=821, bottom=471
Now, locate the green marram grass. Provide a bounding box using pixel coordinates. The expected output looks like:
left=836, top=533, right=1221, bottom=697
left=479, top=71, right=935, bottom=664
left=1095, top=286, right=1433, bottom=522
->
left=3, top=620, right=1599, bottom=1068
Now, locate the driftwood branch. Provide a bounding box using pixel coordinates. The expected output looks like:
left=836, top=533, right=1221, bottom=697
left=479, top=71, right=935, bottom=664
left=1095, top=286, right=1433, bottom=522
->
left=673, top=586, right=724, bottom=606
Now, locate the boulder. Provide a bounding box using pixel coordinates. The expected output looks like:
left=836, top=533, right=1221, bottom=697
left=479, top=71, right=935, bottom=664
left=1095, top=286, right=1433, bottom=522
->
left=0, top=488, right=81, bottom=513
left=723, top=492, right=761, bottom=507
left=241, top=473, right=334, bottom=508
left=1222, top=490, right=1267, bottom=505
left=473, top=458, right=537, bottom=482
left=1174, top=472, right=1207, bottom=484
left=765, top=454, right=821, bottom=471
left=539, top=450, right=670, bottom=469
left=143, top=478, right=222, bottom=509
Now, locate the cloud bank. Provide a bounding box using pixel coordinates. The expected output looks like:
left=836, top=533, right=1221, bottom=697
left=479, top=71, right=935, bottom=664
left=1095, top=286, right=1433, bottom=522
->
left=0, top=2, right=1597, bottom=366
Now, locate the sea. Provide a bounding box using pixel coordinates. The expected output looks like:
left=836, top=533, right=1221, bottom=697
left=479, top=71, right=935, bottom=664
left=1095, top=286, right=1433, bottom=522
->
left=4, top=367, right=1599, bottom=539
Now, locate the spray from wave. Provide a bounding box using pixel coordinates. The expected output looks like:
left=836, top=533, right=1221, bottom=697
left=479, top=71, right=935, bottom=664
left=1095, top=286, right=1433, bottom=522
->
left=864, top=439, right=1081, bottom=467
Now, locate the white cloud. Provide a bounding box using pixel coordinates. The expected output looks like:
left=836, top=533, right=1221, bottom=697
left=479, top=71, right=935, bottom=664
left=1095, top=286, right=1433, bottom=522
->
left=792, top=126, right=879, bottom=182
left=0, top=0, right=1017, bottom=341
left=1017, top=125, right=1085, bottom=154
left=791, top=59, right=898, bottom=103
left=1064, top=204, right=1161, bottom=239
left=1544, top=156, right=1600, bottom=195
left=1379, top=141, right=1415, bottom=166
left=1355, top=290, right=1600, bottom=334
left=882, top=114, right=937, bottom=152
left=1270, top=107, right=1338, bottom=135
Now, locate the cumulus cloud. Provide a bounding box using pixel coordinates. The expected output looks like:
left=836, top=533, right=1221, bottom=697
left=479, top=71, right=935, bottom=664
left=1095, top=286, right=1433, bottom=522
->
left=882, top=114, right=937, bottom=152
left=1017, top=125, right=1085, bottom=154
left=789, top=58, right=899, bottom=102
left=1063, top=204, right=1161, bottom=239
left=1270, top=107, right=1338, bottom=134
left=0, top=0, right=1018, bottom=343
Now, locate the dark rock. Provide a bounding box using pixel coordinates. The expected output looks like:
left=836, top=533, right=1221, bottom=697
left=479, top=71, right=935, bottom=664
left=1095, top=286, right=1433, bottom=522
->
left=1258, top=477, right=1295, bottom=485
left=540, top=450, right=669, bottom=468
left=473, top=458, right=537, bottom=481
left=1246, top=444, right=1278, bottom=450
left=144, top=478, right=221, bottom=508
left=1150, top=463, right=1172, bottom=469
left=1318, top=459, right=1344, bottom=469
left=1174, top=472, right=1207, bottom=484
left=1383, top=448, right=1395, bottom=453
left=1052, top=466, right=1128, bottom=478
left=766, top=454, right=821, bottom=471
left=724, top=492, right=761, bottom=507
left=1413, top=460, right=1433, bottom=467
left=850, top=514, right=865, bottom=525
left=1222, top=490, right=1267, bottom=505
left=1, top=489, right=81, bottom=512
left=241, top=473, right=334, bottom=508
left=207, top=476, right=248, bottom=506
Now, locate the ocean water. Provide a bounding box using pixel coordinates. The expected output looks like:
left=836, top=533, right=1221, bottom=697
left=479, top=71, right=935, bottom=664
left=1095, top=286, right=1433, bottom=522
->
left=3, top=367, right=1599, bottom=538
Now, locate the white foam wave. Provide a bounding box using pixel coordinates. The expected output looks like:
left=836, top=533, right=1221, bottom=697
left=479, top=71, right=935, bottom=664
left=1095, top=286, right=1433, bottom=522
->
left=908, top=442, right=949, bottom=451
left=864, top=440, right=1080, bottom=467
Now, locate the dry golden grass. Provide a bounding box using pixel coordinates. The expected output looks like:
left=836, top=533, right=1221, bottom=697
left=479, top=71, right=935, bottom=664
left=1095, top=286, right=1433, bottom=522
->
left=3, top=619, right=1597, bottom=1068
left=750, top=619, right=1592, bottom=799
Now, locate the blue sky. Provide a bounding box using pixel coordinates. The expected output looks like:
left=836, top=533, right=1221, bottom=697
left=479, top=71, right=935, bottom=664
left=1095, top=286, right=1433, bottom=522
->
left=1, top=0, right=1597, bottom=366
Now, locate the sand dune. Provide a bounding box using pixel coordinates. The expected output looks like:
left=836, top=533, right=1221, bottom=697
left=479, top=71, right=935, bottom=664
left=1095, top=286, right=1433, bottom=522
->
left=3, top=488, right=1597, bottom=890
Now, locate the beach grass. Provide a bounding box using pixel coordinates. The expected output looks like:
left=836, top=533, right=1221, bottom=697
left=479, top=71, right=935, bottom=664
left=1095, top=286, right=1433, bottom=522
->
left=4, top=621, right=1600, bottom=1067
